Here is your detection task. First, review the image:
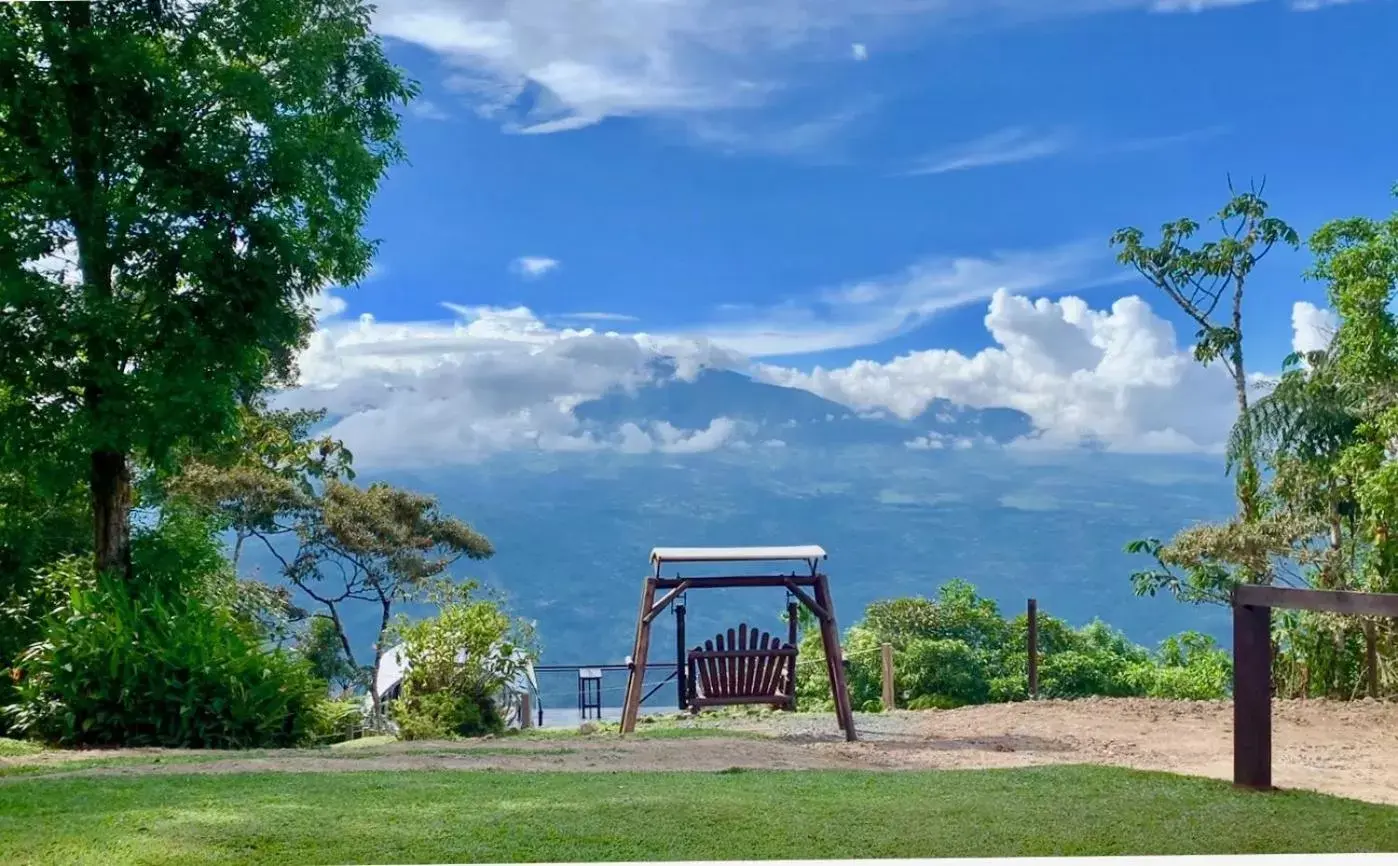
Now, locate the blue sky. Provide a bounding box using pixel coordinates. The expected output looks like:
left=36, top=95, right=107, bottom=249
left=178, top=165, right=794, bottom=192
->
left=291, top=0, right=1396, bottom=466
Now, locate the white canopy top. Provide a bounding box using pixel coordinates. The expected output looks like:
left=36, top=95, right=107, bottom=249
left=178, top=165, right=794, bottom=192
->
left=649, top=545, right=827, bottom=567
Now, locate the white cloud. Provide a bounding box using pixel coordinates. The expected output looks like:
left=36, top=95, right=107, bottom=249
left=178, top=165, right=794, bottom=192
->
left=370, top=1, right=1329, bottom=142
left=286, top=298, right=747, bottom=467
left=754, top=288, right=1247, bottom=454
left=1292, top=301, right=1337, bottom=354
left=288, top=261, right=1320, bottom=467
left=667, top=240, right=1119, bottom=357
left=1151, top=0, right=1261, bottom=10
left=851, top=42, right=868, bottom=60
left=553, top=312, right=641, bottom=323
left=682, top=102, right=874, bottom=161
left=407, top=99, right=451, bottom=121
left=906, top=125, right=1225, bottom=177
left=908, top=127, right=1071, bottom=176
left=511, top=256, right=560, bottom=279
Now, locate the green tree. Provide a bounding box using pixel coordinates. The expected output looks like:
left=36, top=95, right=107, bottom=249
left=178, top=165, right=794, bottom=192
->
left=288, top=481, right=496, bottom=715
left=1308, top=198, right=1398, bottom=696
left=1111, top=182, right=1299, bottom=528
left=0, top=0, right=413, bottom=580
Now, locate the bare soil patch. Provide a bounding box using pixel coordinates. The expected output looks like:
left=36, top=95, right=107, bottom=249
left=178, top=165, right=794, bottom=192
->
left=6, top=698, right=1396, bottom=806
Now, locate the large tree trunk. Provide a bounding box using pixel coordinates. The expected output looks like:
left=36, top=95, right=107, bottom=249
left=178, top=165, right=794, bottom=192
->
left=91, top=449, right=133, bottom=578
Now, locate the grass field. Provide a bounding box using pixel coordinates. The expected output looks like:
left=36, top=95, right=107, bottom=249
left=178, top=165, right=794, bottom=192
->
left=1, top=766, right=1395, bottom=865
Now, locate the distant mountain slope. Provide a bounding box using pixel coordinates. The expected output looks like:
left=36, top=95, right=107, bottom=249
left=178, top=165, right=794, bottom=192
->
left=573, top=366, right=1036, bottom=447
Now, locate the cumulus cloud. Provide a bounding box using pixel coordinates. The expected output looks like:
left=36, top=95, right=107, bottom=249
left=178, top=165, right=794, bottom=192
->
left=287, top=297, right=746, bottom=467
left=289, top=275, right=1323, bottom=467
left=511, top=256, right=560, bottom=279
left=851, top=42, right=869, bottom=60
left=1291, top=301, right=1337, bottom=354
left=754, top=289, right=1249, bottom=454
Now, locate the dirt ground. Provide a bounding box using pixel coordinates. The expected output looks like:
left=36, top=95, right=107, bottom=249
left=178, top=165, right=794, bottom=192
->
left=6, top=698, right=1397, bottom=806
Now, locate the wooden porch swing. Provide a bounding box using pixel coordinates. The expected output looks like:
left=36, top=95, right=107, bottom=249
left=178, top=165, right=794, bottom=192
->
left=619, top=545, right=856, bottom=741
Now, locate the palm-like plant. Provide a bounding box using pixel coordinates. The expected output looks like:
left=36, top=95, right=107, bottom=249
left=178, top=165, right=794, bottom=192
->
left=1227, top=348, right=1361, bottom=478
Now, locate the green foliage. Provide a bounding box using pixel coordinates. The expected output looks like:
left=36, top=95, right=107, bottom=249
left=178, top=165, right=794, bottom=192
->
left=0, top=0, right=413, bottom=573
left=1112, top=180, right=1298, bottom=532
left=296, top=616, right=366, bottom=695
left=307, top=697, right=366, bottom=745
left=894, top=638, right=990, bottom=707
left=3, top=514, right=324, bottom=748
left=388, top=588, right=534, bottom=740
left=797, top=582, right=1232, bottom=710
left=1130, top=632, right=1233, bottom=701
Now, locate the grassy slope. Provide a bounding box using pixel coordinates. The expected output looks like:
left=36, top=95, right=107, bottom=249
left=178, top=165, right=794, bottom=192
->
left=0, top=766, right=1395, bottom=864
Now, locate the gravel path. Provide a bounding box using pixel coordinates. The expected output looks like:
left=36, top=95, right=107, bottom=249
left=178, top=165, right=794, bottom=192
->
left=6, top=698, right=1397, bottom=806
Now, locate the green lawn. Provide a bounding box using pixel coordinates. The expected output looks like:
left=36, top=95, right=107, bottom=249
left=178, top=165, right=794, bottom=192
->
left=0, top=766, right=1394, bottom=864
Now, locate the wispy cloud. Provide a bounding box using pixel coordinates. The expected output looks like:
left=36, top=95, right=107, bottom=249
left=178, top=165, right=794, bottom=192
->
left=682, top=101, right=876, bottom=161
left=906, top=127, right=1071, bottom=177
left=906, top=123, right=1228, bottom=177
left=669, top=240, right=1112, bottom=357
left=553, top=312, right=641, bottom=323
left=407, top=99, right=451, bottom=121
left=371, top=0, right=1353, bottom=150
left=511, top=256, right=561, bottom=279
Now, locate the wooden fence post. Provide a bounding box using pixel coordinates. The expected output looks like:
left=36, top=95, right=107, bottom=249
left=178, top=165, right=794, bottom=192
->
left=1027, top=598, right=1039, bottom=700
left=1233, top=599, right=1273, bottom=790
left=520, top=693, right=533, bottom=729
left=880, top=643, right=895, bottom=711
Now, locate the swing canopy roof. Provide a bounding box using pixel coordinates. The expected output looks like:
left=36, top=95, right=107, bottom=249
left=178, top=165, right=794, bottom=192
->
left=649, top=545, right=827, bottom=568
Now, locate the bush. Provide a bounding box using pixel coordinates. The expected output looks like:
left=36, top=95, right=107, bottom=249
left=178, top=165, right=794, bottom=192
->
left=307, top=697, right=367, bottom=745
left=895, top=638, right=990, bottom=707
left=3, top=513, right=324, bottom=748
left=795, top=581, right=1236, bottom=712
left=387, top=588, right=533, bottom=740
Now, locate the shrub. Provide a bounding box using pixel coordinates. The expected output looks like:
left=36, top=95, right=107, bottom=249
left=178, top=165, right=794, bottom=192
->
left=307, top=697, right=367, bottom=745
left=896, top=638, right=990, bottom=707
left=387, top=588, right=533, bottom=740
left=4, top=513, right=324, bottom=748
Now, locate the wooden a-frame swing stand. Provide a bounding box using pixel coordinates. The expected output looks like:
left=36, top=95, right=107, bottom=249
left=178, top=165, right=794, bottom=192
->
left=619, top=546, right=858, bottom=742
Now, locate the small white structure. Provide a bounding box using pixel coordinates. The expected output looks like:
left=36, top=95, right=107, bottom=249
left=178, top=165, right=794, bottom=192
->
left=370, top=643, right=539, bottom=729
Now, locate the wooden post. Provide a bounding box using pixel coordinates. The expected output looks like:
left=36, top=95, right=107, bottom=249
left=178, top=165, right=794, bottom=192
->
left=675, top=599, right=687, bottom=711
left=787, top=598, right=800, bottom=711
left=880, top=643, right=895, bottom=711
left=1027, top=598, right=1039, bottom=700
left=1233, top=599, right=1273, bottom=791
left=815, top=574, right=857, bottom=741
left=620, top=577, right=658, bottom=733
left=520, top=693, right=533, bottom=729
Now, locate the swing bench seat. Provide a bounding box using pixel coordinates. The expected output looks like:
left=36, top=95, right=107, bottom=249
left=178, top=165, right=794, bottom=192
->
left=687, top=624, right=797, bottom=711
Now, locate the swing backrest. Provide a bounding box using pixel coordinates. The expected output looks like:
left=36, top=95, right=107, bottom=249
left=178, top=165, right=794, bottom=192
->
left=687, top=623, right=797, bottom=708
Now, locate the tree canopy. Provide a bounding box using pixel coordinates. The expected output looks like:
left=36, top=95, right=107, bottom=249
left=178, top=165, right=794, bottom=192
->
left=0, top=0, right=414, bottom=578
